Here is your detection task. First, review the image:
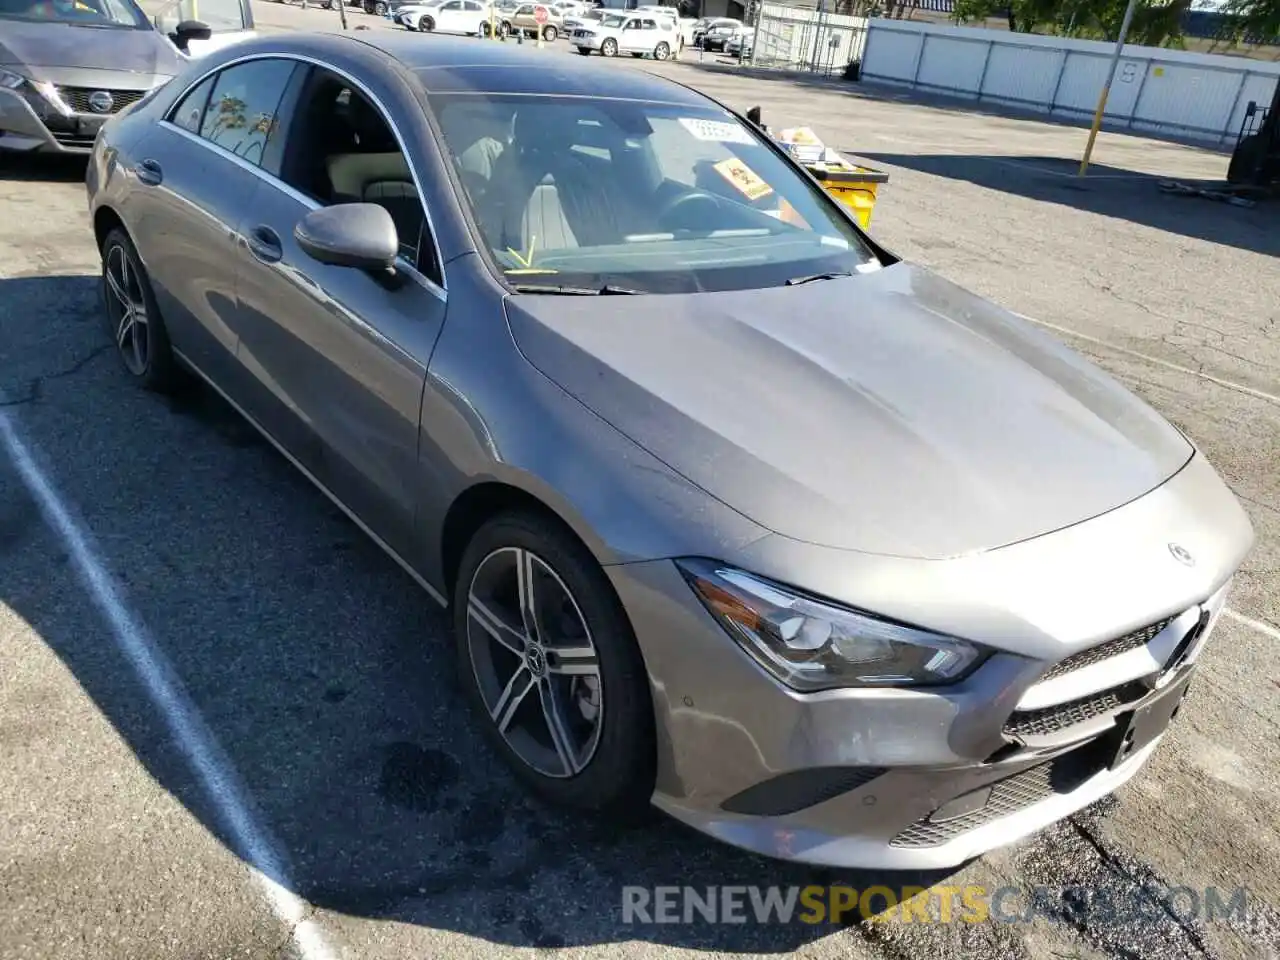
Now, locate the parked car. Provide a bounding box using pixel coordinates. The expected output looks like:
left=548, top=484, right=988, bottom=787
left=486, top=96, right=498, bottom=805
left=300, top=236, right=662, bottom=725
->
left=0, top=0, right=252, bottom=154
left=398, top=0, right=494, bottom=33
left=499, top=1, right=561, bottom=39
left=725, top=29, right=752, bottom=59
left=85, top=31, right=1253, bottom=871
left=694, top=16, right=742, bottom=51
left=572, top=11, right=677, bottom=58
left=562, top=6, right=604, bottom=30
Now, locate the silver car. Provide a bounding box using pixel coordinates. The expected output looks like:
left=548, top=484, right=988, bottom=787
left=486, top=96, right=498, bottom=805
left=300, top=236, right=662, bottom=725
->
left=84, top=32, right=1253, bottom=870
left=0, top=0, right=251, bottom=154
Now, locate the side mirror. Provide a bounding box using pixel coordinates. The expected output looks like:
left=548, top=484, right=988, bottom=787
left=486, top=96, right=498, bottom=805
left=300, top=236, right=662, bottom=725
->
left=746, top=105, right=763, bottom=127
left=295, top=203, right=399, bottom=273
left=170, top=19, right=212, bottom=53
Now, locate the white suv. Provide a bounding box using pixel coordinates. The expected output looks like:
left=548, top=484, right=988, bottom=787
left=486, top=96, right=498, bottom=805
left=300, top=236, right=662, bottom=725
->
left=571, top=11, right=679, bottom=59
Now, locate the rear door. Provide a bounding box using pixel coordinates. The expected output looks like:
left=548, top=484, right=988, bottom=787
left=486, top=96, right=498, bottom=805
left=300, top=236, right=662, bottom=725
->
left=126, top=56, right=300, bottom=390
left=146, top=0, right=256, bottom=59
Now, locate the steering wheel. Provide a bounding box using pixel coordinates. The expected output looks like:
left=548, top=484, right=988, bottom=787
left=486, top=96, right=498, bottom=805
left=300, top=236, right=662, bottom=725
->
left=657, top=189, right=721, bottom=232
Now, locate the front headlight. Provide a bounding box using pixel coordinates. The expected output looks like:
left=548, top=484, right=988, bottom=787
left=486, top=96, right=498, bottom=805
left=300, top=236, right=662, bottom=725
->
left=0, top=67, right=28, bottom=90
left=678, top=559, right=986, bottom=691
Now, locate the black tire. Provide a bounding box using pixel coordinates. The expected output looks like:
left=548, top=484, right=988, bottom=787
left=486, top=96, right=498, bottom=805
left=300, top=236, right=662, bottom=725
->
left=653, top=41, right=670, bottom=60
left=99, top=227, right=180, bottom=393
left=541, top=24, right=557, bottom=40
left=419, top=13, right=434, bottom=29
left=1226, top=133, right=1264, bottom=186
left=452, top=510, right=656, bottom=819
left=374, top=0, right=387, bottom=14
left=576, top=45, right=591, bottom=54
left=601, top=36, right=617, bottom=56
left=479, top=20, right=491, bottom=35
left=499, top=19, right=511, bottom=35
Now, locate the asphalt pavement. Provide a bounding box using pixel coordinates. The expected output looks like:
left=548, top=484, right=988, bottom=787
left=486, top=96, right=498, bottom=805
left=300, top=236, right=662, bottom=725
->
left=1, top=5, right=1278, bottom=959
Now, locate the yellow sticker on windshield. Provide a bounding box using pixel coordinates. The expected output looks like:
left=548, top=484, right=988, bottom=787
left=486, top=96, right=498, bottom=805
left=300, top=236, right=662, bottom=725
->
left=713, top=157, right=774, bottom=202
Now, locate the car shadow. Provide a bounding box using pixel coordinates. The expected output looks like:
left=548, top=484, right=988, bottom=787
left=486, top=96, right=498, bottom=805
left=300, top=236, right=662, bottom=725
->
left=0, top=273, right=960, bottom=952
left=856, top=153, right=1280, bottom=258
left=0, top=153, right=88, bottom=183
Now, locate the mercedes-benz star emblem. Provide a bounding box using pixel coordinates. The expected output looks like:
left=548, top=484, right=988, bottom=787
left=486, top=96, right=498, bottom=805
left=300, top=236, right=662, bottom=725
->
left=87, top=90, right=115, bottom=114
left=1168, top=543, right=1196, bottom=566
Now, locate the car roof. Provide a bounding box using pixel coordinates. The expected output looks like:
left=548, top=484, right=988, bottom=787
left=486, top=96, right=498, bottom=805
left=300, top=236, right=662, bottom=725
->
left=351, top=33, right=710, bottom=103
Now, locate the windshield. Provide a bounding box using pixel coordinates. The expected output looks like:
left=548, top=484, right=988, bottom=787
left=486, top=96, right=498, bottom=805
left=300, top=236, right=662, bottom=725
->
left=599, top=12, right=625, bottom=25
left=0, top=0, right=148, bottom=27
left=429, top=92, right=879, bottom=294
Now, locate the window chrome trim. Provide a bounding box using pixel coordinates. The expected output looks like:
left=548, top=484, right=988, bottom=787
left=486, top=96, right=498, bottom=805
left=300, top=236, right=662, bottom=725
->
left=161, top=49, right=448, bottom=296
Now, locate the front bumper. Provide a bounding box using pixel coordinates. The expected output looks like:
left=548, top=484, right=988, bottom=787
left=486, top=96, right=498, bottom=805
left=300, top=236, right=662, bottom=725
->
left=607, top=452, right=1251, bottom=869
left=571, top=31, right=606, bottom=49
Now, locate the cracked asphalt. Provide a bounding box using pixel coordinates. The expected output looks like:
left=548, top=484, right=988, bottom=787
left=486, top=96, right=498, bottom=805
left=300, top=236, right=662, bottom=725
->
left=1, top=5, right=1278, bottom=959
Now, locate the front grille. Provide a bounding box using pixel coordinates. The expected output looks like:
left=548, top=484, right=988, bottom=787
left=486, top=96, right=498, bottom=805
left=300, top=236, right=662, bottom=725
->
left=890, top=739, right=1109, bottom=848
left=55, top=86, right=146, bottom=116
left=1041, top=616, right=1175, bottom=682
left=1004, top=681, right=1147, bottom=739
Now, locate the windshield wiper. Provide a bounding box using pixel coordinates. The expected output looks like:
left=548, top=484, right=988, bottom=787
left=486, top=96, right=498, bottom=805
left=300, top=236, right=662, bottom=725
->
left=785, top=270, right=854, bottom=286
left=510, top=283, right=643, bottom=296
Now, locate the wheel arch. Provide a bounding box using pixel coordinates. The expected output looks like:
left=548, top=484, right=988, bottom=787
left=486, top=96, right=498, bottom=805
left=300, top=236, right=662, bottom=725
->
left=93, top=205, right=126, bottom=251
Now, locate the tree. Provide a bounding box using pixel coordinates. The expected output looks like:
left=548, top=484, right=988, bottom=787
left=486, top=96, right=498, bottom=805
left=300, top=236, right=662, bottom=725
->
left=1221, top=0, right=1280, bottom=41
left=954, top=0, right=1192, bottom=44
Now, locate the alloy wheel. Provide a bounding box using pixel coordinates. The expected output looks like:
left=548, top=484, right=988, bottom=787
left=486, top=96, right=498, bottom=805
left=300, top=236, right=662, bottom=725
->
left=654, top=41, right=670, bottom=60
left=465, top=546, right=603, bottom=779
left=104, top=243, right=150, bottom=377
left=602, top=37, right=617, bottom=56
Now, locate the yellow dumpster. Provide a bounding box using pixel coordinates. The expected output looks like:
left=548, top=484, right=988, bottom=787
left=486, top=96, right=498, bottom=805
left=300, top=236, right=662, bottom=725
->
left=803, top=161, right=889, bottom=232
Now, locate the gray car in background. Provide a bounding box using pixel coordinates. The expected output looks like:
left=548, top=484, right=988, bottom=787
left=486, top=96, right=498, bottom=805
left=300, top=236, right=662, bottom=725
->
left=0, top=0, right=242, bottom=154
left=84, top=32, right=1254, bottom=869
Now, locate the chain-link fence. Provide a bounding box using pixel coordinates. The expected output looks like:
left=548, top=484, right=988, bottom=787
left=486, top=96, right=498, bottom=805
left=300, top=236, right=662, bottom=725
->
left=743, top=3, right=869, bottom=77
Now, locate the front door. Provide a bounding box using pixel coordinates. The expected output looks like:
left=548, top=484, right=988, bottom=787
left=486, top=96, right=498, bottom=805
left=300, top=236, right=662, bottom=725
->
left=230, top=68, right=448, bottom=557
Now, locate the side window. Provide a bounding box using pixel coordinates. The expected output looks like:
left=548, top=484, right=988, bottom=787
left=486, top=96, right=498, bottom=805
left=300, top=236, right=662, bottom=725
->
left=198, top=59, right=297, bottom=166
left=442, top=1, right=463, bottom=9
left=277, top=70, right=440, bottom=284
left=171, top=73, right=217, bottom=134
left=641, top=17, right=655, bottom=27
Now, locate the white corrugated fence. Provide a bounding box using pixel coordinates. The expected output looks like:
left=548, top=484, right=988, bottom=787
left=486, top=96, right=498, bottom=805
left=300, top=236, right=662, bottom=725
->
left=859, top=19, right=1280, bottom=147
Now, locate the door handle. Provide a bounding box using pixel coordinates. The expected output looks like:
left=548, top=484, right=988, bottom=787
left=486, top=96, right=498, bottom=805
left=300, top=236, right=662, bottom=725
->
left=135, top=158, right=163, bottom=186
left=245, top=225, right=283, bottom=264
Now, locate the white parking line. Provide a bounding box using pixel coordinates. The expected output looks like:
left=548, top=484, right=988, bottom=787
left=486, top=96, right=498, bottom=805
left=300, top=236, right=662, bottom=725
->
left=1016, top=313, right=1280, bottom=408
left=1225, top=607, right=1280, bottom=642
left=0, top=409, right=336, bottom=960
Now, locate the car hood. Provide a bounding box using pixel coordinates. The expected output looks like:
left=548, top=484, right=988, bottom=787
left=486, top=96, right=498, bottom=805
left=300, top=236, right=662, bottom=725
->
left=505, top=263, right=1194, bottom=559
left=0, top=20, right=180, bottom=76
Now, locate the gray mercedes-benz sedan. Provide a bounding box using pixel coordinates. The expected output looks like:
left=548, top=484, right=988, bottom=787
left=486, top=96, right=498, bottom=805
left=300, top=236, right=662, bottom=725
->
left=84, top=32, right=1254, bottom=869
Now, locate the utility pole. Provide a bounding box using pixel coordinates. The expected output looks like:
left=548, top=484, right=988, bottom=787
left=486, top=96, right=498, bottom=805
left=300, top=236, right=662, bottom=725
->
left=1077, top=0, right=1138, bottom=176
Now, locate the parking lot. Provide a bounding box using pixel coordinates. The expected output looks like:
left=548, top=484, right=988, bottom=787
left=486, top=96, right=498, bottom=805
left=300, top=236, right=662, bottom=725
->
left=1, top=4, right=1278, bottom=958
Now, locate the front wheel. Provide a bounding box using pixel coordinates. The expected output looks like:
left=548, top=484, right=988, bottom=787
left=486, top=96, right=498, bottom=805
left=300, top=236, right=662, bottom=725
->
left=601, top=36, right=617, bottom=56
left=373, top=0, right=387, bottom=13
left=541, top=24, right=557, bottom=40
left=418, top=13, right=434, bottom=29
left=453, top=512, right=656, bottom=818
left=479, top=20, right=492, bottom=35
left=499, top=19, right=511, bottom=36
left=653, top=41, right=670, bottom=60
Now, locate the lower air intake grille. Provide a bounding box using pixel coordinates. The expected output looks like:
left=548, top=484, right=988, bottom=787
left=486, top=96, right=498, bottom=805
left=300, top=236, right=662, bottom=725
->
left=890, top=740, right=1107, bottom=848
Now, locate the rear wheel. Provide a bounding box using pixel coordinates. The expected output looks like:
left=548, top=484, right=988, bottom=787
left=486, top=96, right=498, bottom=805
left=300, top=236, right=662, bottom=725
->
left=453, top=511, right=656, bottom=818
left=479, top=20, right=492, bottom=35
left=601, top=36, right=617, bottom=56
left=373, top=0, right=387, bottom=13
left=100, top=228, right=180, bottom=393
left=653, top=41, right=670, bottom=60
left=418, top=13, right=434, bottom=29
